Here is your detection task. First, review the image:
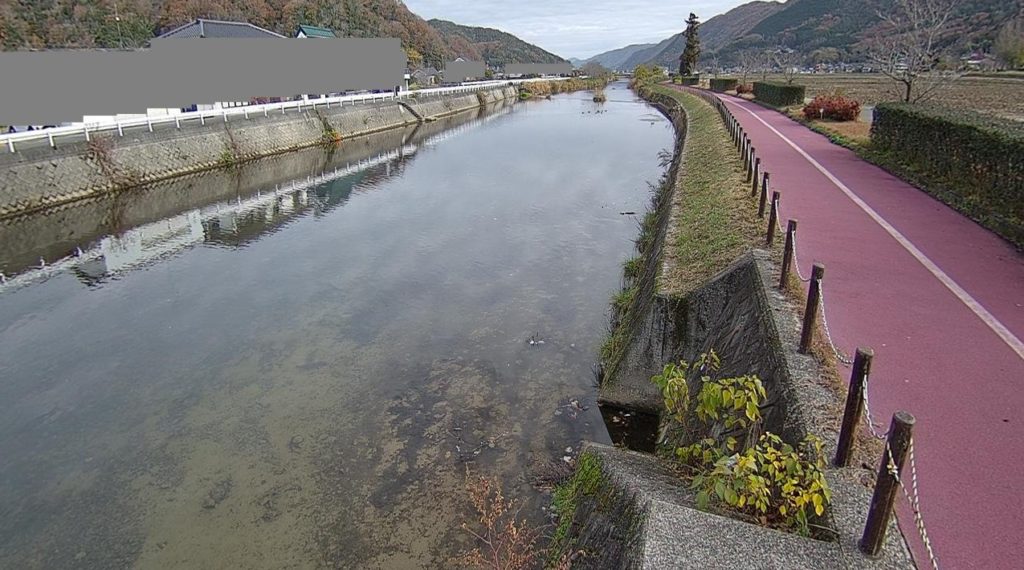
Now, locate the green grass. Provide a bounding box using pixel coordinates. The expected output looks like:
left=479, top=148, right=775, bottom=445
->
left=645, top=85, right=763, bottom=295
left=549, top=452, right=604, bottom=562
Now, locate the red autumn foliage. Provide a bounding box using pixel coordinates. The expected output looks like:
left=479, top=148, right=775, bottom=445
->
left=736, top=83, right=754, bottom=94
left=802, top=95, right=861, bottom=122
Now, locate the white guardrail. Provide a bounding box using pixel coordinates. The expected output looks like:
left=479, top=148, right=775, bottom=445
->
left=0, top=77, right=569, bottom=152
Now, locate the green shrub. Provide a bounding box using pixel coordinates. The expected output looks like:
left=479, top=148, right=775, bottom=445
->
left=709, top=78, right=738, bottom=92
left=872, top=103, right=1024, bottom=247
left=752, top=81, right=806, bottom=106
left=680, top=75, right=700, bottom=86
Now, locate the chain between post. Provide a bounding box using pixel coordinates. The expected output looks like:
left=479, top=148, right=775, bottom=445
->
left=815, top=278, right=853, bottom=365
left=884, top=438, right=940, bottom=570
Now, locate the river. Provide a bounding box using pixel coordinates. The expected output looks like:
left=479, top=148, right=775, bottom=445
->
left=0, top=82, right=672, bottom=568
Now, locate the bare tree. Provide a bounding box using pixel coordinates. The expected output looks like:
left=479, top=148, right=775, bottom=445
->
left=707, top=54, right=721, bottom=78
left=737, top=50, right=758, bottom=86
left=994, top=18, right=1024, bottom=70
left=867, top=0, right=960, bottom=103
left=773, top=49, right=802, bottom=84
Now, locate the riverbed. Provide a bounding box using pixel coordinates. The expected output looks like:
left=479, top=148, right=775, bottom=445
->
left=0, top=82, right=672, bottom=568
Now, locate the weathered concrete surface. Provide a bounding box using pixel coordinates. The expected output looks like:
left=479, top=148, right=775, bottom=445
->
left=0, top=86, right=518, bottom=219
left=579, top=443, right=913, bottom=570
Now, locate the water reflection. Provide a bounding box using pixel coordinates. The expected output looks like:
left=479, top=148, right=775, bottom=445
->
left=0, top=83, right=671, bottom=569
left=0, top=104, right=514, bottom=290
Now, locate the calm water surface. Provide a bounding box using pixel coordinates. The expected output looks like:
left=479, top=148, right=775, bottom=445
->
left=0, top=83, right=672, bottom=568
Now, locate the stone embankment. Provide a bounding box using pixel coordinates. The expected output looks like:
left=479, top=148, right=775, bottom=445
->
left=0, top=86, right=518, bottom=219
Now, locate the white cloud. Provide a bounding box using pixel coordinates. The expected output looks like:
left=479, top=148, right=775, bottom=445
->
left=403, top=0, right=751, bottom=58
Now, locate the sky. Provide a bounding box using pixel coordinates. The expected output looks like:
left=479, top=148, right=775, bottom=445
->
left=403, top=0, right=753, bottom=60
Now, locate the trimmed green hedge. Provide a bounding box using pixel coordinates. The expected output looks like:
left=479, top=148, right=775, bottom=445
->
left=872, top=103, right=1024, bottom=247
left=680, top=75, right=699, bottom=86
left=752, top=82, right=806, bottom=106
left=709, top=78, right=738, bottom=92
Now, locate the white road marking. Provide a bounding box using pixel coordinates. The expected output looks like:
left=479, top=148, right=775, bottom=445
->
left=721, top=96, right=1024, bottom=361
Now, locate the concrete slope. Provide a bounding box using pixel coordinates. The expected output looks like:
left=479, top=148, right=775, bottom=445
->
left=682, top=86, right=1024, bottom=570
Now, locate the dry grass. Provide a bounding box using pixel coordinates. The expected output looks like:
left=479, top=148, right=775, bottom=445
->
left=757, top=73, right=1024, bottom=120
left=459, top=469, right=545, bottom=570
left=650, top=86, right=764, bottom=297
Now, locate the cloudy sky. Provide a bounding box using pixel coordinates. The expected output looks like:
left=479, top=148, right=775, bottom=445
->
left=404, top=0, right=752, bottom=59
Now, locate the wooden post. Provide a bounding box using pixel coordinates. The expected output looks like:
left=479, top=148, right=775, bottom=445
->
left=861, top=411, right=915, bottom=556
left=799, top=264, right=825, bottom=353
left=758, top=182, right=769, bottom=218
left=779, top=219, right=798, bottom=288
left=747, top=147, right=756, bottom=182
left=752, top=157, right=760, bottom=192
left=766, top=191, right=780, bottom=245
left=835, top=348, right=873, bottom=467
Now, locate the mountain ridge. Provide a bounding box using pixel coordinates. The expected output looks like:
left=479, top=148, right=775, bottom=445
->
left=594, top=0, right=1015, bottom=70
left=0, top=0, right=564, bottom=69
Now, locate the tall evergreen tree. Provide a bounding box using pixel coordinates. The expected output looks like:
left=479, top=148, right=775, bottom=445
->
left=680, top=12, right=700, bottom=76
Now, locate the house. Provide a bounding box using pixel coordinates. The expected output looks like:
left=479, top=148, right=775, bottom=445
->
left=157, top=18, right=285, bottom=39
left=295, top=24, right=336, bottom=39
left=155, top=19, right=286, bottom=112
left=411, top=67, right=440, bottom=86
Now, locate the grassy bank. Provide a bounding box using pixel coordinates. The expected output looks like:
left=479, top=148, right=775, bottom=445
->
left=599, top=83, right=762, bottom=371
left=643, top=85, right=762, bottom=296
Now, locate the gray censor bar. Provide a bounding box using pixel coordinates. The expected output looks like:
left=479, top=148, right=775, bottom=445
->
left=442, top=60, right=486, bottom=82
left=505, top=63, right=572, bottom=76
left=0, top=38, right=406, bottom=124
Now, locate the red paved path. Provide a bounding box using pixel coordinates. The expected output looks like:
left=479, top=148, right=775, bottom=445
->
left=679, top=87, right=1024, bottom=569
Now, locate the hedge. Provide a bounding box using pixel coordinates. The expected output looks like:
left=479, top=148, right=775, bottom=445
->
left=709, top=78, right=738, bottom=92
left=752, top=82, right=806, bottom=107
left=680, top=75, right=699, bottom=86
left=872, top=103, right=1024, bottom=247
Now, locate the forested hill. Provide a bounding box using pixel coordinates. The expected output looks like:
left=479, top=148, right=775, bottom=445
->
left=0, top=0, right=564, bottom=68
left=604, top=0, right=1016, bottom=69
left=428, top=19, right=566, bottom=67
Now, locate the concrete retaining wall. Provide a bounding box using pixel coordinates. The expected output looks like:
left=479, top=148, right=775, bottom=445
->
left=0, top=86, right=518, bottom=219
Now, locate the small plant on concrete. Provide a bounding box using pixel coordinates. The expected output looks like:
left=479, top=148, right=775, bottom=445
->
left=650, top=362, right=690, bottom=424
left=217, top=148, right=237, bottom=168
left=460, top=470, right=545, bottom=569
left=653, top=350, right=829, bottom=535
left=691, top=433, right=830, bottom=536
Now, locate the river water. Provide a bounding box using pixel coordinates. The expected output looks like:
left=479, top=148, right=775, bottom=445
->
left=0, top=82, right=672, bottom=569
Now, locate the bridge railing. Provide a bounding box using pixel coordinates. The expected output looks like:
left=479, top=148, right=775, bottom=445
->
left=1, top=77, right=566, bottom=152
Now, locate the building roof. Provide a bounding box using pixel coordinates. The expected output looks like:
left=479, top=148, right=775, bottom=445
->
left=413, top=67, right=439, bottom=76
left=296, top=24, right=336, bottom=38
left=157, top=18, right=285, bottom=39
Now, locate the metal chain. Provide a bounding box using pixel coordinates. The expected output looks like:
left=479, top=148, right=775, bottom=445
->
left=885, top=438, right=940, bottom=570
left=815, top=278, right=853, bottom=365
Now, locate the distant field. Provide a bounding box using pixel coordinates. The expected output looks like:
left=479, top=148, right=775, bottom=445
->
left=745, top=73, right=1024, bottom=120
